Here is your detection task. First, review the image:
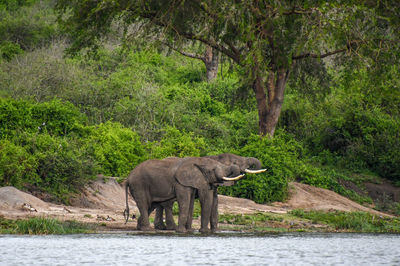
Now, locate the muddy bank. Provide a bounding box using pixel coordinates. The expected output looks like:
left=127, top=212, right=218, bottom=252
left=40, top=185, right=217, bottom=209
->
left=0, top=176, right=393, bottom=232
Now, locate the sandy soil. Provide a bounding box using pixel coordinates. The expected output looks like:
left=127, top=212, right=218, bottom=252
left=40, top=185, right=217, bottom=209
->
left=0, top=176, right=392, bottom=231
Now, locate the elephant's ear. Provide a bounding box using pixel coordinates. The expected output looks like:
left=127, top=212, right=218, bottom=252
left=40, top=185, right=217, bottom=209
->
left=175, top=163, right=210, bottom=190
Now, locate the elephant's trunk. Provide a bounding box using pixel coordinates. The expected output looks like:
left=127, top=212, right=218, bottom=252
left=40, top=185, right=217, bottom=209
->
left=247, top=157, right=262, bottom=170
left=243, top=157, right=266, bottom=174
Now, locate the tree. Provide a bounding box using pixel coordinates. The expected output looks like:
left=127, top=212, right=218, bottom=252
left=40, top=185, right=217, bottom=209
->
left=166, top=44, right=219, bottom=82
left=56, top=0, right=400, bottom=136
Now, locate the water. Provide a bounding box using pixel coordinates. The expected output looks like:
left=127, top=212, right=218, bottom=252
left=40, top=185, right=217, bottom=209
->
left=1, top=233, right=399, bottom=265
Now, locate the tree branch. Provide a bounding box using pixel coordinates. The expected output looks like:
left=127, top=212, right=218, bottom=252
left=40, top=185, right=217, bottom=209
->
left=137, top=10, right=242, bottom=65
left=293, top=40, right=366, bottom=60
left=163, top=42, right=205, bottom=61
left=292, top=47, right=348, bottom=60
left=179, top=31, right=242, bottom=65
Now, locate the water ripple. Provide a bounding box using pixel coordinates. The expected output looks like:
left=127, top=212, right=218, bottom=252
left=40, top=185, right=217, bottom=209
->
left=0, top=233, right=399, bottom=265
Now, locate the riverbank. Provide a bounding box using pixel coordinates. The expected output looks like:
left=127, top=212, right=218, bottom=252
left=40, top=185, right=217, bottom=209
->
left=1, top=176, right=399, bottom=234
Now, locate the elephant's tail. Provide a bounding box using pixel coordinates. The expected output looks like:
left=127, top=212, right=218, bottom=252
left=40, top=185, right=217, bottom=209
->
left=123, top=181, right=130, bottom=224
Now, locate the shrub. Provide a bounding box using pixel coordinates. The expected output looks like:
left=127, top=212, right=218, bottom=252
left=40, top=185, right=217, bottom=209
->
left=0, top=1, right=57, bottom=50
left=0, top=139, right=39, bottom=188
left=86, top=121, right=145, bottom=177
left=0, top=98, right=87, bottom=138
left=219, top=131, right=306, bottom=203
left=0, top=40, right=23, bottom=60
left=147, top=126, right=206, bottom=159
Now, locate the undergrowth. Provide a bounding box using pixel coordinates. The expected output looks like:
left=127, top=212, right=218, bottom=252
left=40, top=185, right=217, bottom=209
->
left=290, top=209, right=400, bottom=233
left=0, top=217, right=94, bottom=234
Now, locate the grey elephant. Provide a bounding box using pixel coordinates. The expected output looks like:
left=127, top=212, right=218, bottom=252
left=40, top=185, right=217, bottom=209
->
left=124, top=157, right=243, bottom=233
left=154, top=153, right=266, bottom=231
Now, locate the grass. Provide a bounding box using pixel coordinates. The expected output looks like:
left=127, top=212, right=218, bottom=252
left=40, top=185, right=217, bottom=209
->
left=290, top=209, right=400, bottom=233
left=218, top=213, right=283, bottom=225
left=0, top=217, right=94, bottom=235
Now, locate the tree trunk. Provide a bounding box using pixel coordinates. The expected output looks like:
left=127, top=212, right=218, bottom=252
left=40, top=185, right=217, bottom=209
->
left=203, top=46, right=219, bottom=82
left=252, top=68, right=288, bottom=137
left=252, top=73, right=268, bottom=135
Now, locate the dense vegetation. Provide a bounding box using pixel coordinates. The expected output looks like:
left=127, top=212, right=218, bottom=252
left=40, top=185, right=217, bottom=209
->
left=0, top=1, right=399, bottom=211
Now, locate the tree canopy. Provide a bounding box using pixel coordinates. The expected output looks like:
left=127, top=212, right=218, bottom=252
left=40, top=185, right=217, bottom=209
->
left=56, top=0, right=400, bottom=136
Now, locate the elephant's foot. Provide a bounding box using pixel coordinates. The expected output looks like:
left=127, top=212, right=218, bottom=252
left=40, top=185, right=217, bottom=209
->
left=185, top=228, right=195, bottom=233
left=211, top=225, right=218, bottom=233
left=165, top=223, right=177, bottom=230
left=176, top=226, right=187, bottom=233
left=137, top=225, right=154, bottom=231
left=199, top=227, right=211, bottom=234
left=154, top=222, right=167, bottom=230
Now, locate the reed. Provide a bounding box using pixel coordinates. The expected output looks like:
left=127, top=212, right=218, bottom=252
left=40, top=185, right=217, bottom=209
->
left=0, top=217, right=94, bottom=235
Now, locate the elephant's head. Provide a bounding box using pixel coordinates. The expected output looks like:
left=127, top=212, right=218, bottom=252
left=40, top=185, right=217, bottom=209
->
left=212, top=153, right=265, bottom=174
left=174, top=158, right=243, bottom=189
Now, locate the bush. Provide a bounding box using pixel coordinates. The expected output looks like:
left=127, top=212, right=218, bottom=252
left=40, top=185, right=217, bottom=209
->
left=0, top=139, right=39, bottom=188
left=0, top=1, right=57, bottom=50
left=0, top=98, right=87, bottom=138
left=0, top=40, right=23, bottom=60
left=219, top=131, right=306, bottom=203
left=147, top=126, right=206, bottom=159
left=86, top=121, right=145, bottom=177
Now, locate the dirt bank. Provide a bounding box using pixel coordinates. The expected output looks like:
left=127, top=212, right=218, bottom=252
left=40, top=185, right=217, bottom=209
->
left=0, top=176, right=393, bottom=231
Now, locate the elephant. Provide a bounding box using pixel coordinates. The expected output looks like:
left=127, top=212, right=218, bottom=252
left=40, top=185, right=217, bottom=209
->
left=124, top=157, right=243, bottom=233
left=205, top=153, right=263, bottom=173
left=154, top=153, right=266, bottom=231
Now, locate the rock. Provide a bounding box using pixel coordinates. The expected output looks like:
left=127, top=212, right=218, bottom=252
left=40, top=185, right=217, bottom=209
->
left=0, top=186, right=49, bottom=212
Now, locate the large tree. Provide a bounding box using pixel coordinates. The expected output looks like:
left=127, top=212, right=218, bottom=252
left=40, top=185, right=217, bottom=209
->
left=56, top=0, right=399, bottom=136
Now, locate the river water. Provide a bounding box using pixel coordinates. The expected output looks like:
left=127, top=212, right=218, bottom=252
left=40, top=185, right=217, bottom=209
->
left=1, top=233, right=399, bottom=265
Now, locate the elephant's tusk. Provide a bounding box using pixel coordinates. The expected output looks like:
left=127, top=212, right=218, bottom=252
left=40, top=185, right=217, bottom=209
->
left=245, top=168, right=267, bottom=174
left=222, top=174, right=245, bottom=181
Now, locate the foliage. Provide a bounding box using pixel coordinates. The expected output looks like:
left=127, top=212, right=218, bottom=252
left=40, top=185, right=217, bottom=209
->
left=0, top=98, right=87, bottom=138
left=55, top=0, right=400, bottom=136
left=1, top=1, right=400, bottom=208
left=0, top=139, right=39, bottom=188
left=0, top=0, right=58, bottom=56
left=0, top=98, right=145, bottom=202
left=0, top=41, right=23, bottom=61
left=86, top=121, right=145, bottom=177
left=290, top=209, right=400, bottom=233
left=281, top=68, right=400, bottom=181
left=0, top=217, right=93, bottom=234
left=0, top=0, right=37, bottom=11
left=147, top=126, right=206, bottom=159
left=219, top=132, right=306, bottom=203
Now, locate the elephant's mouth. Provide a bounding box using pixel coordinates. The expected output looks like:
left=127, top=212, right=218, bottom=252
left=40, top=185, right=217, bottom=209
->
left=244, top=168, right=267, bottom=174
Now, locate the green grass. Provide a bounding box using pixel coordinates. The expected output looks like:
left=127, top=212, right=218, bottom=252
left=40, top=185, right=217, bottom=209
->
left=0, top=217, right=94, bottom=235
left=218, top=213, right=283, bottom=225
left=290, top=209, right=400, bottom=233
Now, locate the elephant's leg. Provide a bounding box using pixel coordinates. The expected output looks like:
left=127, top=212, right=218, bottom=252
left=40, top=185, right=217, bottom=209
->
left=185, top=190, right=196, bottom=231
left=154, top=206, right=166, bottom=230
left=210, top=188, right=219, bottom=233
left=164, top=201, right=177, bottom=230
left=198, top=189, right=214, bottom=234
left=132, top=189, right=152, bottom=231
left=175, top=185, right=193, bottom=233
